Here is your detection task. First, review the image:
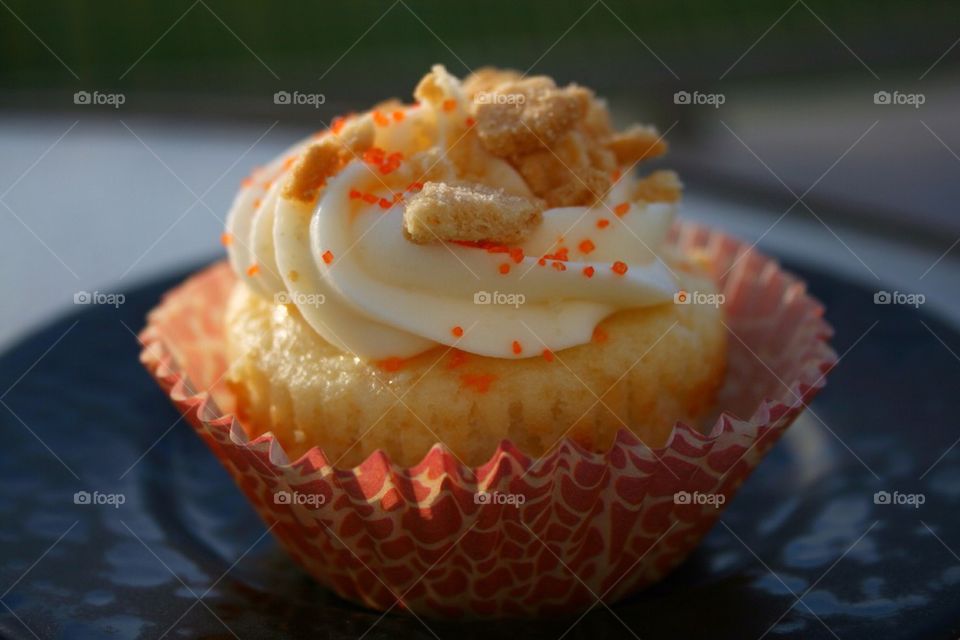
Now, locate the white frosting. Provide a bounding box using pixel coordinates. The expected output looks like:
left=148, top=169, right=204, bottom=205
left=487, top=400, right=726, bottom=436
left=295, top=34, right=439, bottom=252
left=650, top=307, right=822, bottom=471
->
left=225, top=73, right=679, bottom=360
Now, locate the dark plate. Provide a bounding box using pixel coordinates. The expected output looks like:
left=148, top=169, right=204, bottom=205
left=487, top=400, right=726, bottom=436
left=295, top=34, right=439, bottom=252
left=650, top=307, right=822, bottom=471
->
left=1, top=257, right=959, bottom=640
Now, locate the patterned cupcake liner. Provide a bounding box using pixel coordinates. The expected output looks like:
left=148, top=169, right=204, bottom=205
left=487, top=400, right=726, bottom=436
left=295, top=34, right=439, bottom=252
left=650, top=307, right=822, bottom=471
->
left=139, top=221, right=835, bottom=618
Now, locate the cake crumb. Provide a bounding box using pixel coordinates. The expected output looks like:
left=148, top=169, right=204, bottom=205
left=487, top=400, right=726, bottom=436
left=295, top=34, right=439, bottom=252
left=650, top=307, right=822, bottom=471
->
left=402, top=148, right=458, bottom=185
left=283, top=142, right=343, bottom=202
left=403, top=182, right=543, bottom=244
left=336, top=116, right=375, bottom=151
left=462, top=67, right=522, bottom=98
left=474, top=77, right=592, bottom=157
left=414, top=64, right=462, bottom=109
left=511, top=147, right=611, bottom=207
left=506, top=127, right=618, bottom=207
left=633, top=169, right=682, bottom=203
left=283, top=118, right=375, bottom=203
left=605, top=124, right=668, bottom=165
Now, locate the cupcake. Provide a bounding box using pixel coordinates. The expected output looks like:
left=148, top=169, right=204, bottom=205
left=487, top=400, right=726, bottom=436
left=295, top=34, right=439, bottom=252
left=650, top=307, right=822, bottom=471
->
left=223, top=65, right=725, bottom=467
left=140, top=65, right=834, bottom=618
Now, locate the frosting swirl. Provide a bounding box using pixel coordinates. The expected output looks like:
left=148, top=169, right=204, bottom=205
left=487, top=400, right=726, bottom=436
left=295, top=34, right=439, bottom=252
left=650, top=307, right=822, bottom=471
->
left=225, top=67, right=680, bottom=360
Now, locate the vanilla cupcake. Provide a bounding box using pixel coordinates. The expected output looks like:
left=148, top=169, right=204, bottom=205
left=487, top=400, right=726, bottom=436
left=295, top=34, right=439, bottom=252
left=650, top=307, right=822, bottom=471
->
left=222, top=65, right=725, bottom=467
left=142, top=65, right=835, bottom=619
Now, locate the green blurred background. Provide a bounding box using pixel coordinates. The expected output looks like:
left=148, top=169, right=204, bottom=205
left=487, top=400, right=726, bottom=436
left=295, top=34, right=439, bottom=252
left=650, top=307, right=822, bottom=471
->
left=2, top=0, right=956, bottom=115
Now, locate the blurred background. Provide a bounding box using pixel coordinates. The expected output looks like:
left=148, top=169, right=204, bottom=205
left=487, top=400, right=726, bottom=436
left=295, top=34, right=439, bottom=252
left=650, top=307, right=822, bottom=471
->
left=2, top=0, right=959, bottom=346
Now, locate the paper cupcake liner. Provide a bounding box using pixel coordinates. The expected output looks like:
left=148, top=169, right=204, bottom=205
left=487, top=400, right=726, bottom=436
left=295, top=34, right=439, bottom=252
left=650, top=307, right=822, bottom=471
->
left=139, top=221, right=835, bottom=618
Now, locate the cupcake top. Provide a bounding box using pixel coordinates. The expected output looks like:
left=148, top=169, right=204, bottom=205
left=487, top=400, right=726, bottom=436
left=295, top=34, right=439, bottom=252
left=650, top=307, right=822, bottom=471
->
left=225, top=66, right=683, bottom=360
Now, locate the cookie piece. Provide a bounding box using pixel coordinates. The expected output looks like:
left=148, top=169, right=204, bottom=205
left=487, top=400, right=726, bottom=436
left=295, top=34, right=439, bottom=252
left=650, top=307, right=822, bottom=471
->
left=403, top=181, right=543, bottom=244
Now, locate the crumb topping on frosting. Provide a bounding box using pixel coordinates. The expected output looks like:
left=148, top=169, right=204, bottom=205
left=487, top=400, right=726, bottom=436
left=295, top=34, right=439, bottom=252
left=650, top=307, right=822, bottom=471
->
left=633, top=169, right=683, bottom=203
left=280, top=65, right=676, bottom=232
left=403, top=182, right=543, bottom=244
left=283, top=117, right=375, bottom=202
left=466, top=72, right=670, bottom=209
left=473, top=77, right=593, bottom=157
left=226, top=64, right=684, bottom=360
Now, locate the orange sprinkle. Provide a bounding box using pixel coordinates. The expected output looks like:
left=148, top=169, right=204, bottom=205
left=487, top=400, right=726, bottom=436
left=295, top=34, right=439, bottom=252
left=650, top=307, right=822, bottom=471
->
left=331, top=116, right=348, bottom=134
left=543, top=247, right=569, bottom=262
left=460, top=373, right=495, bottom=393
left=453, top=240, right=528, bottom=265
left=512, top=340, right=522, bottom=354
left=552, top=261, right=567, bottom=271
left=362, top=193, right=378, bottom=204
left=363, top=147, right=403, bottom=174
left=288, top=269, right=299, bottom=282
left=373, top=110, right=390, bottom=126
left=392, top=110, right=405, bottom=122
left=253, top=198, right=262, bottom=209
left=614, top=202, right=630, bottom=216
left=241, top=176, right=254, bottom=188
left=380, top=153, right=403, bottom=175
left=597, top=218, right=610, bottom=229
left=282, top=156, right=296, bottom=171
left=542, top=349, right=555, bottom=362
left=349, top=189, right=362, bottom=199
left=379, top=197, right=392, bottom=209
left=364, top=147, right=384, bottom=161
left=452, top=325, right=464, bottom=338
left=376, top=356, right=405, bottom=372
left=593, top=326, right=608, bottom=343
left=246, top=263, right=260, bottom=276
left=582, top=266, right=595, bottom=278
left=442, top=99, right=457, bottom=112
left=611, top=261, right=628, bottom=276
left=322, top=250, right=334, bottom=265
left=407, top=181, right=424, bottom=192
left=498, top=263, right=511, bottom=275
left=447, top=350, right=469, bottom=369
left=220, top=232, right=233, bottom=247
left=538, top=257, right=546, bottom=266
left=465, top=116, right=476, bottom=127
left=578, top=239, right=595, bottom=254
